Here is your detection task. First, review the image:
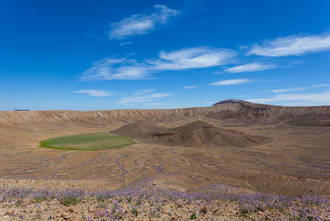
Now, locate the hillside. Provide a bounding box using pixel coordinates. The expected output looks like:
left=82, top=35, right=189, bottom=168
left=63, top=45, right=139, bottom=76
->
left=1, top=100, right=330, bottom=128
left=113, top=120, right=268, bottom=147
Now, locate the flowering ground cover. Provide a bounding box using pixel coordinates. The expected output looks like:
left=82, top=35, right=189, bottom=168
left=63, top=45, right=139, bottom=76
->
left=0, top=185, right=328, bottom=220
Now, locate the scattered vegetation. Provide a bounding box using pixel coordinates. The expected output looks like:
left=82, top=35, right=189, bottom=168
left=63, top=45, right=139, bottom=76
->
left=59, top=195, right=79, bottom=206
left=190, top=213, right=197, bottom=219
left=131, top=208, right=138, bottom=217
left=239, top=207, right=249, bottom=217
left=0, top=186, right=328, bottom=220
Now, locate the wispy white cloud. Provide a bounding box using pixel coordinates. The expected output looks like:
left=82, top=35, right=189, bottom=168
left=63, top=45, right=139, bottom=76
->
left=210, top=78, right=251, bottom=86
left=80, top=58, right=149, bottom=81
left=248, top=90, right=330, bottom=106
left=119, top=89, right=172, bottom=104
left=314, top=84, right=330, bottom=87
left=136, top=89, right=156, bottom=94
left=109, top=5, right=179, bottom=39
left=74, top=90, right=111, bottom=97
left=119, top=41, right=133, bottom=46
left=247, top=33, right=330, bottom=57
left=271, top=84, right=330, bottom=93
left=271, top=88, right=305, bottom=93
left=149, top=47, right=235, bottom=70
left=81, top=47, right=236, bottom=81
left=146, top=102, right=165, bottom=107
left=182, top=85, right=199, bottom=89
left=224, top=62, right=276, bottom=73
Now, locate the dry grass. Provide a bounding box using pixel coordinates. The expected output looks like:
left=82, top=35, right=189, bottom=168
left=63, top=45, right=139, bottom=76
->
left=40, top=133, right=134, bottom=151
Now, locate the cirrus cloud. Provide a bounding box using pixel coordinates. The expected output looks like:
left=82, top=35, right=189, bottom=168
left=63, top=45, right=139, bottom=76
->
left=182, top=85, right=199, bottom=89
left=80, top=58, right=149, bottom=81
left=248, top=90, right=330, bottom=106
left=149, top=47, right=236, bottom=70
left=108, top=5, right=179, bottom=39
left=270, top=84, right=330, bottom=93
left=74, top=90, right=111, bottom=97
left=224, top=62, right=276, bottom=73
left=80, top=47, right=236, bottom=81
left=247, top=33, right=330, bottom=57
left=210, top=78, right=251, bottom=86
left=118, top=89, right=172, bottom=104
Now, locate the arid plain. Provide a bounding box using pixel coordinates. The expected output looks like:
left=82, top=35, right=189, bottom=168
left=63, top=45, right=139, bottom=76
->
left=0, top=100, right=329, bottom=220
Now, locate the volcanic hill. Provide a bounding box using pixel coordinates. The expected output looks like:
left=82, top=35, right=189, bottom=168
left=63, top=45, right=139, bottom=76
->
left=111, top=121, right=164, bottom=138
left=112, top=120, right=268, bottom=147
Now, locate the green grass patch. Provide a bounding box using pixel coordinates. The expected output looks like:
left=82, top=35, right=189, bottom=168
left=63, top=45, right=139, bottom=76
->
left=40, top=133, right=134, bottom=151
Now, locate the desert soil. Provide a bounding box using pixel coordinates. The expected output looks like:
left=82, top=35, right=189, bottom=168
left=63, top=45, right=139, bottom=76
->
left=0, top=101, right=329, bottom=220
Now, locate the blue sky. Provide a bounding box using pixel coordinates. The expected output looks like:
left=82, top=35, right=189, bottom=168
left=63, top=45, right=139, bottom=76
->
left=1, top=0, right=330, bottom=110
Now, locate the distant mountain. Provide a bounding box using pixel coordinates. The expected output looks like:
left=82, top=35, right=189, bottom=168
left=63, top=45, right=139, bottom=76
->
left=0, top=100, right=330, bottom=127
left=212, top=99, right=248, bottom=106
